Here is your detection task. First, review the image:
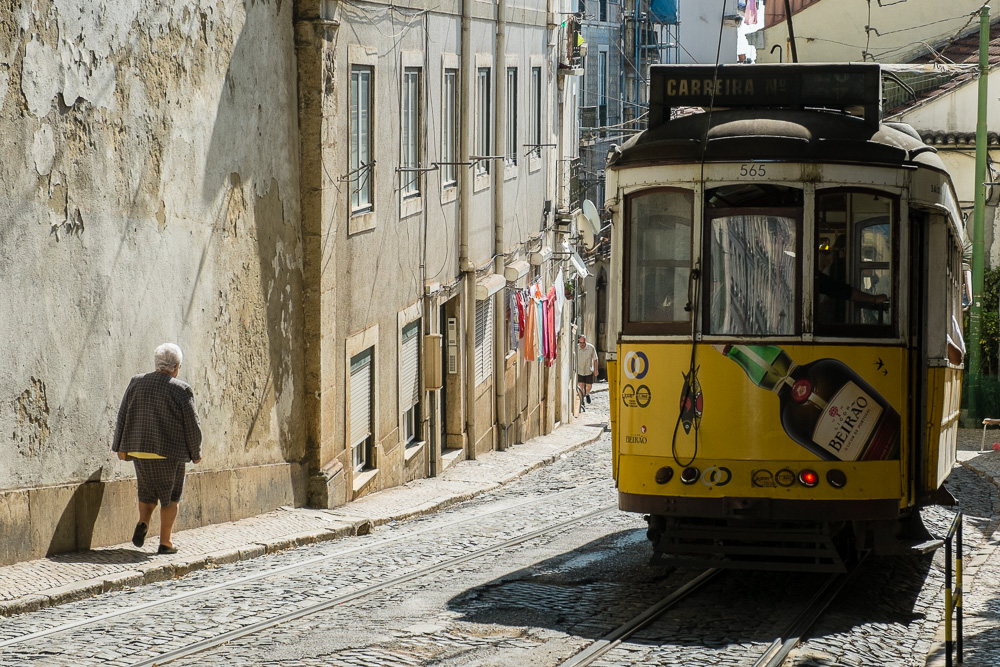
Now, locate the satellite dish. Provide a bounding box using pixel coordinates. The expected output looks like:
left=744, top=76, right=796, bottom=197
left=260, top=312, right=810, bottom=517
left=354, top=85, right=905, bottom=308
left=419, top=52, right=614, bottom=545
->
left=578, top=199, right=601, bottom=249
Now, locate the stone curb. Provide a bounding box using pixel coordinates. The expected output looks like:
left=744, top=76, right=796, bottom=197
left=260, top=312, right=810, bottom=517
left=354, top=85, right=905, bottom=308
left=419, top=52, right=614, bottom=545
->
left=0, top=418, right=606, bottom=619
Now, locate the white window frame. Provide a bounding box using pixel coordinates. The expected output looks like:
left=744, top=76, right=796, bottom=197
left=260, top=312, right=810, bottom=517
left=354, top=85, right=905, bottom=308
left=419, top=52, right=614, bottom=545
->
left=505, top=66, right=518, bottom=167
left=475, top=66, right=492, bottom=178
left=401, top=67, right=421, bottom=199
left=350, top=65, right=374, bottom=215
left=529, top=63, right=543, bottom=172
left=441, top=66, right=459, bottom=193
left=348, top=45, right=378, bottom=235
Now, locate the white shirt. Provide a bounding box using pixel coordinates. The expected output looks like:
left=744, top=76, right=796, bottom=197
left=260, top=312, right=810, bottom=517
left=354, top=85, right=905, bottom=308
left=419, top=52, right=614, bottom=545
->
left=577, top=343, right=598, bottom=376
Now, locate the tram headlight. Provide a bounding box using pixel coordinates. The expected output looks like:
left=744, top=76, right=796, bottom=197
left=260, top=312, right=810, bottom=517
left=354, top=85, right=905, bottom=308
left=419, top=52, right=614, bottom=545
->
left=655, top=466, right=674, bottom=484
left=826, top=469, right=847, bottom=488
left=680, top=467, right=700, bottom=484
left=798, top=469, right=819, bottom=487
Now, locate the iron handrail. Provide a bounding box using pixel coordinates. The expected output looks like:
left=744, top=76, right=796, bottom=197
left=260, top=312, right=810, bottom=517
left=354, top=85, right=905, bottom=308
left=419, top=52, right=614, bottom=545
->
left=944, top=511, right=963, bottom=667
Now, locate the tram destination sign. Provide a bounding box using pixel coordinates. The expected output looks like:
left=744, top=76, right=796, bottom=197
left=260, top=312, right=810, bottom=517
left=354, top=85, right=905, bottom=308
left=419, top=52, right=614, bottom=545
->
left=648, top=63, right=882, bottom=128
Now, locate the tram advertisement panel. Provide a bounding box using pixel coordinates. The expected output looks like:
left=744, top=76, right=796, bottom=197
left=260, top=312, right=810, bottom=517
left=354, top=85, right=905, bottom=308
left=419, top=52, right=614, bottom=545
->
left=617, top=343, right=906, bottom=462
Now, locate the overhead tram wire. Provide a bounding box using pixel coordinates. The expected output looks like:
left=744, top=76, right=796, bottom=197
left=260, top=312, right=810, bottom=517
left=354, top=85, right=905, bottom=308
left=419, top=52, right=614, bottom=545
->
left=670, top=0, right=728, bottom=468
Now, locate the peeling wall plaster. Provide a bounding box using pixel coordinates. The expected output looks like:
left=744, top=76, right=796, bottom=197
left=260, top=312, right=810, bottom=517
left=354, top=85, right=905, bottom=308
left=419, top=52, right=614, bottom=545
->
left=1, top=0, right=304, bottom=491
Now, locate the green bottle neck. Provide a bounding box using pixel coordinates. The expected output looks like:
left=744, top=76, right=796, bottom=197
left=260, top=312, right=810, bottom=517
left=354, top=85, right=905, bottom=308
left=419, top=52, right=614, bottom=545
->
left=723, top=344, right=795, bottom=392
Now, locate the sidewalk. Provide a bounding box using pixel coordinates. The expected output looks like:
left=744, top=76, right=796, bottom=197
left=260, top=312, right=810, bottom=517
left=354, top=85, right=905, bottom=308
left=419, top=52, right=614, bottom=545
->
left=926, top=427, right=1000, bottom=667
left=0, top=407, right=609, bottom=618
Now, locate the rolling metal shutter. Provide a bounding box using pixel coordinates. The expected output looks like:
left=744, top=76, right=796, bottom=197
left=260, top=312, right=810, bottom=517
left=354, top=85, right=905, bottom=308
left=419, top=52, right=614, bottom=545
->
left=349, top=348, right=372, bottom=447
left=400, top=321, right=420, bottom=410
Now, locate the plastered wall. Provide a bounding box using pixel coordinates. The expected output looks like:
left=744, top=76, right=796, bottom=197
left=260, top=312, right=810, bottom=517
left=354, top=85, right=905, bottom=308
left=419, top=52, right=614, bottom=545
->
left=0, top=0, right=305, bottom=562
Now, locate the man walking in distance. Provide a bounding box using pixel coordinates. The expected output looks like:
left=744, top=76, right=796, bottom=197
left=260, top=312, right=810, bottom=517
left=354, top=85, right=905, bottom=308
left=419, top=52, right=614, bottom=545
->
left=113, top=343, right=202, bottom=554
left=577, top=335, right=599, bottom=405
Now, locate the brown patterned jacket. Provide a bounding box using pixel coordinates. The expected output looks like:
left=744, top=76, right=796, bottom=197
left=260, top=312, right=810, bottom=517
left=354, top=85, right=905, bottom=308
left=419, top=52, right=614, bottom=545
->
left=112, top=371, right=202, bottom=461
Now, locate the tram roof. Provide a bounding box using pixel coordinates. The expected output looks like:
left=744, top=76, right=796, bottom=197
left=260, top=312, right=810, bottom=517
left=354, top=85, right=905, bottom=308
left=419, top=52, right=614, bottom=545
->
left=608, top=106, right=948, bottom=173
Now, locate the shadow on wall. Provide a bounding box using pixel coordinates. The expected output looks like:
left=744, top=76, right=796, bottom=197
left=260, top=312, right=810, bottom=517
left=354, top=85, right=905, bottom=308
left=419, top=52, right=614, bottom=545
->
left=49, top=468, right=105, bottom=556
left=199, top=1, right=305, bottom=472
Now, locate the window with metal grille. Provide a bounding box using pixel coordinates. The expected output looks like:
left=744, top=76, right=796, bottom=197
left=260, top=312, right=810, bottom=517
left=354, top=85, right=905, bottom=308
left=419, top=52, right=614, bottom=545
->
left=401, top=67, right=421, bottom=197
left=400, top=321, right=420, bottom=445
left=349, top=347, right=374, bottom=471
left=474, top=297, right=494, bottom=385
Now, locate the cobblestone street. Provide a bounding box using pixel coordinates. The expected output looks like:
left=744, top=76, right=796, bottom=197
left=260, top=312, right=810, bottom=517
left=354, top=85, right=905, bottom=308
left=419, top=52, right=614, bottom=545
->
left=1, top=389, right=998, bottom=666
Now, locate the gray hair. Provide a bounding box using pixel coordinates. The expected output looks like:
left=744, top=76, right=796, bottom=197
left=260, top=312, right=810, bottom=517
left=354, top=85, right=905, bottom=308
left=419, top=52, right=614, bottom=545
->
left=154, top=343, right=183, bottom=372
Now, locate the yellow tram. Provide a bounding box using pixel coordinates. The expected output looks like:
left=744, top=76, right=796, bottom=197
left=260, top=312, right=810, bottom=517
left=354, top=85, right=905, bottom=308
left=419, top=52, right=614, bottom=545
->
left=605, top=64, right=966, bottom=571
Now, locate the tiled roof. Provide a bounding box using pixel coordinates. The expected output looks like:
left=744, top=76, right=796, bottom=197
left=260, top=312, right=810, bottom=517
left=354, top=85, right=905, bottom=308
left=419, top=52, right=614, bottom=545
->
left=885, top=18, right=1000, bottom=118
left=918, top=131, right=1000, bottom=147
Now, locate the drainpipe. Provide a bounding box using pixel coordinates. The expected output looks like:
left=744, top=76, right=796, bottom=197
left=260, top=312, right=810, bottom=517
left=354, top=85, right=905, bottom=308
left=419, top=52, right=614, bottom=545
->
left=494, top=0, right=509, bottom=450
left=460, top=0, right=478, bottom=459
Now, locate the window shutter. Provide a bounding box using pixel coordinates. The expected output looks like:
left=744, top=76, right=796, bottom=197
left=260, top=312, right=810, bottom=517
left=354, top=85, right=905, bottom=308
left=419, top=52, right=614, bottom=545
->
left=400, top=322, right=420, bottom=410
left=474, top=298, right=494, bottom=384
left=349, top=350, right=372, bottom=447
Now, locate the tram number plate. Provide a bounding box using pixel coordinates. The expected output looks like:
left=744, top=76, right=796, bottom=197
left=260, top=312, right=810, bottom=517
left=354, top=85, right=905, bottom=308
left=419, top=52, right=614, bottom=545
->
left=739, top=163, right=766, bottom=177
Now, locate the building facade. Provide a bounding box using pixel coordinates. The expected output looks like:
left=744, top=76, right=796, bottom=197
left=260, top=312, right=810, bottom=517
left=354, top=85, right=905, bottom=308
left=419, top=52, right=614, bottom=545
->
left=0, top=0, right=582, bottom=566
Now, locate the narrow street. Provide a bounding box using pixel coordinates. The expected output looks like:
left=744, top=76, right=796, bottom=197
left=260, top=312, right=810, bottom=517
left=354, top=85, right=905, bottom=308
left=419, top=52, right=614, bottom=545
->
left=0, top=390, right=996, bottom=666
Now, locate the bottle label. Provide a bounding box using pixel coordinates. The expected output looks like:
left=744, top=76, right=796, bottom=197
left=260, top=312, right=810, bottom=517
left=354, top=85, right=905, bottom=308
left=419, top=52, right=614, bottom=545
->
left=810, top=382, right=882, bottom=460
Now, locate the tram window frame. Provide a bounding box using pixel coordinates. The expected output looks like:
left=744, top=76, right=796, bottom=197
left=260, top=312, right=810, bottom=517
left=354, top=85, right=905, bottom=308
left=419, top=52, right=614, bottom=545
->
left=622, top=188, right=694, bottom=335
left=702, top=184, right=804, bottom=337
left=813, top=189, right=898, bottom=338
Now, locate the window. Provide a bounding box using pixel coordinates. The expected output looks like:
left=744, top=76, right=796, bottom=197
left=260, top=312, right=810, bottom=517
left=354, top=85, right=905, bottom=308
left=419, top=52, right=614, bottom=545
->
left=815, top=191, right=895, bottom=335
left=506, top=67, right=518, bottom=166
left=476, top=67, right=491, bottom=176
left=600, top=0, right=607, bottom=21
left=705, top=184, right=803, bottom=336
left=474, top=297, right=494, bottom=384
left=597, top=51, right=608, bottom=136
left=442, top=69, right=458, bottom=188
left=530, top=67, right=542, bottom=159
left=350, top=66, right=374, bottom=213
left=349, top=348, right=374, bottom=471
left=625, top=189, right=693, bottom=333
left=401, top=68, right=421, bottom=197
left=400, top=321, right=420, bottom=445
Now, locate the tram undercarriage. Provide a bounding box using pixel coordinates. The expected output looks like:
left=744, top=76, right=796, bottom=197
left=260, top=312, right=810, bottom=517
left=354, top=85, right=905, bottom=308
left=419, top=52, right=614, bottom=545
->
left=642, top=510, right=945, bottom=573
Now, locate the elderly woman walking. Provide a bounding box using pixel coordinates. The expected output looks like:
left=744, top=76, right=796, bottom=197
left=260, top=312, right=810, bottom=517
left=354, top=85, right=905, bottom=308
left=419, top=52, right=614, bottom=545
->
left=112, top=343, right=202, bottom=554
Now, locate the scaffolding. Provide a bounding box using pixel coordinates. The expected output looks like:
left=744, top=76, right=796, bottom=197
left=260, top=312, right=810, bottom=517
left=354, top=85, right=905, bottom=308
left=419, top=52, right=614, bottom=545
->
left=622, top=0, right=679, bottom=128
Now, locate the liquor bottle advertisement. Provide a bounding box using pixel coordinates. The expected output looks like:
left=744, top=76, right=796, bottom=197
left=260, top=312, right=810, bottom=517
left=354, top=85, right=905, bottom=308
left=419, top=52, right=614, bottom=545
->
left=616, top=343, right=906, bottom=462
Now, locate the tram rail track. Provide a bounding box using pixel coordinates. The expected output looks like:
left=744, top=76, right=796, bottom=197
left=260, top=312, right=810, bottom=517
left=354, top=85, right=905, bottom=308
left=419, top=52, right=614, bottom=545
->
left=558, top=554, right=866, bottom=667
left=128, top=505, right=616, bottom=666
left=0, top=478, right=612, bottom=653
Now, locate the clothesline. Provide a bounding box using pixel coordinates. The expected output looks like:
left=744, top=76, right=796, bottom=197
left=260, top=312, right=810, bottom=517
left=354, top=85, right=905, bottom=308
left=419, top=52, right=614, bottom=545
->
left=506, top=269, right=566, bottom=366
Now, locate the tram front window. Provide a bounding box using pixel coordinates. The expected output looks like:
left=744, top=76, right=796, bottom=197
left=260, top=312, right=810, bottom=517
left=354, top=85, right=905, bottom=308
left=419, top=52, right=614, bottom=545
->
left=705, top=184, right=802, bottom=336
left=625, top=189, right=693, bottom=332
left=815, top=191, right=894, bottom=333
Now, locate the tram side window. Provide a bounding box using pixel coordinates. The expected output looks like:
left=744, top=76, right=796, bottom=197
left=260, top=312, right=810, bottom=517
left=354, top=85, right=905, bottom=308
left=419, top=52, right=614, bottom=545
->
left=626, top=190, right=693, bottom=330
left=815, top=191, right=894, bottom=334
left=705, top=184, right=802, bottom=336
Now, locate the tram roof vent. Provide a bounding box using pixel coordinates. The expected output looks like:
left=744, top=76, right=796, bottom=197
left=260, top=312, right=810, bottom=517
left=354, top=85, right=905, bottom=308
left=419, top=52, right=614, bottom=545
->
left=648, top=63, right=883, bottom=130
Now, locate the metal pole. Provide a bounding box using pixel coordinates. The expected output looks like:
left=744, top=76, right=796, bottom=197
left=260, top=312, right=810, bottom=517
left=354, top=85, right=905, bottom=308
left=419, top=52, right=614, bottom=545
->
left=969, top=5, right=989, bottom=419
left=783, top=0, right=799, bottom=63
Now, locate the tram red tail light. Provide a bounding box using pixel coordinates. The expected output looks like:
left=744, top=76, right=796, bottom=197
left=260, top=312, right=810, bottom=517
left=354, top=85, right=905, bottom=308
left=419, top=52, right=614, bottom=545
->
left=798, top=470, right=819, bottom=487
